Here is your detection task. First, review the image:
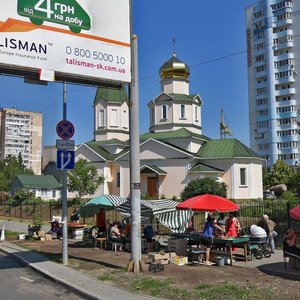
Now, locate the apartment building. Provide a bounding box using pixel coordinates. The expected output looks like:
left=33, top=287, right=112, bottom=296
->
left=0, top=108, right=42, bottom=174
left=246, top=0, right=300, bottom=167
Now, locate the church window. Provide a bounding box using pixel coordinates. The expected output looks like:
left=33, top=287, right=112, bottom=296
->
left=180, top=105, right=185, bottom=119
left=98, top=110, right=105, bottom=127
left=195, top=107, right=198, bottom=121
left=123, top=110, right=128, bottom=129
left=240, top=168, right=247, bottom=186
left=162, top=105, right=168, bottom=119
left=111, top=109, right=118, bottom=127
left=151, top=107, right=155, bottom=124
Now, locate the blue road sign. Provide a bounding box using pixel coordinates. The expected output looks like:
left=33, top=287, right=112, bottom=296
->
left=56, top=120, right=75, bottom=140
left=57, top=150, right=75, bottom=170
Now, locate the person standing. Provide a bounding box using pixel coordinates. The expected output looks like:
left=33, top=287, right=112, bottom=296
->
left=225, top=212, right=241, bottom=238
left=96, top=208, right=106, bottom=234
left=201, top=213, right=223, bottom=265
left=257, top=214, right=277, bottom=253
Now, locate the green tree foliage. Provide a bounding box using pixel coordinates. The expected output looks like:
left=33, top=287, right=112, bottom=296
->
left=288, top=167, right=300, bottom=197
left=13, top=187, right=35, bottom=205
left=268, top=160, right=292, bottom=187
left=67, top=158, right=104, bottom=201
left=0, top=154, right=34, bottom=191
left=262, top=167, right=271, bottom=190
left=180, top=177, right=227, bottom=200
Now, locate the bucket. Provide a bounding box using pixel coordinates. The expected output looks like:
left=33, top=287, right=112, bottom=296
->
left=216, top=256, right=225, bottom=267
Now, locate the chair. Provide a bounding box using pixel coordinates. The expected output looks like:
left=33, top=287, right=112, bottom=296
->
left=95, top=237, right=107, bottom=249
left=107, top=233, right=122, bottom=252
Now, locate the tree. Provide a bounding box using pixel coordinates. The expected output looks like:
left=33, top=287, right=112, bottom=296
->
left=180, top=177, right=228, bottom=200
left=268, top=160, right=292, bottom=187
left=262, top=167, right=271, bottom=190
left=68, top=159, right=104, bottom=201
left=0, top=154, right=34, bottom=191
left=288, top=167, right=300, bottom=197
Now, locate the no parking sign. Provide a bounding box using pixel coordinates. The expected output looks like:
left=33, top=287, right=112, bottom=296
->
left=56, top=120, right=75, bottom=140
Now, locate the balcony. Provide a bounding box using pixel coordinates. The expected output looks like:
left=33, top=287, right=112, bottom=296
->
left=275, top=76, right=295, bottom=85
left=273, top=41, right=293, bottom=51
left=275, top=88, right=296, bottom=96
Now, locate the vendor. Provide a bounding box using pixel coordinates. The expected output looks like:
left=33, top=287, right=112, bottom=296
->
left=96, top=208, right=107, bottom=234
left=201, top=213, right=223, bottom=265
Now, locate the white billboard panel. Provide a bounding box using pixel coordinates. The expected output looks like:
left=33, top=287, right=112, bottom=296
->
left=0, top=0, right=131, bottom=83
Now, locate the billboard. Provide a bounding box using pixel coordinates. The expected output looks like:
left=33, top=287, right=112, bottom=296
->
left=0, top=0, right=131, bottom=84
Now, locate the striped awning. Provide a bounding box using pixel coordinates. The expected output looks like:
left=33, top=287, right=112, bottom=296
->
left=156, top=210, right=194, bottom=233
left=80, top=194, right=127, bottom=217
left=117, top=199, right=193, bottom=233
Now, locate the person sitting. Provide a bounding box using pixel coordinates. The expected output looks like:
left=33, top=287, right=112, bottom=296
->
left=50, top=221, right=62, bottom=239
left=109, top=222, right=126, bottom=251
left=283, top=228, right=300, bottom=260
left=70, top=210, right=80, bottom=223
left=250, top=224, right=267, bottom=238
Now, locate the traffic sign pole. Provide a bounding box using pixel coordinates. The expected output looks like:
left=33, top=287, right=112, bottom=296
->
left=62, top=82, right=68, bottom=266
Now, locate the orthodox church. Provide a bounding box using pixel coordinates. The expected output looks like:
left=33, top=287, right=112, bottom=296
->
left=75, top=53, right=264, bottom=200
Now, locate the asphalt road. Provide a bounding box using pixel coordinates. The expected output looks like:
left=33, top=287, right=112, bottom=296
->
left=0, top=252, right=84, bottom=300
left=0, top=220, right=51, bottom=234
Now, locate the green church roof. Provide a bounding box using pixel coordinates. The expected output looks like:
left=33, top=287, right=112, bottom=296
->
left=189, top=163, right=225, bottom=173
left=197, top=138, right=262, bottom=159
left=140, top=128, right=210, bottom=142
left=94, top=86, right=128, bottom=105
left=15, top=175, right=61, bottom=189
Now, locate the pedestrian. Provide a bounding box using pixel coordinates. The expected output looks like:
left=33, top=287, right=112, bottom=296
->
left=257, top=214, right=277, bottom=253
left=201, top=213, right=223, bottom=265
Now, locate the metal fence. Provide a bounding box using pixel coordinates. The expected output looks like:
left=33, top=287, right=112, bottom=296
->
left=0, top=201, right=296, bottom=244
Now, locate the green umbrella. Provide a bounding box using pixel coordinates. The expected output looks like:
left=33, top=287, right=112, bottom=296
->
left=79, top=195, right=127, bottom=218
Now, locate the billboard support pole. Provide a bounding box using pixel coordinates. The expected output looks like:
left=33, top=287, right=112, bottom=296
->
left=128, top=0, right=142, bottom=273
left=62, top=82, right=68, bottom=265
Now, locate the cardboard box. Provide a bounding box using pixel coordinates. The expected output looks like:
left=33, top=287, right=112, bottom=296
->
left=148, top=252, right=169, bottom=261
left=169, top=252, right=177, bottom=258
left=173, top=256, right=188, bottom=266
left=45, top=234, right=52, bottom=241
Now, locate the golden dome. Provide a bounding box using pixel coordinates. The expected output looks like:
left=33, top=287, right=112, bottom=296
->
left=159, top=52, right=190, bottom=80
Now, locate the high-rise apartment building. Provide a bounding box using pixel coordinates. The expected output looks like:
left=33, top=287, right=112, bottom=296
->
left=246, top=0, right=300, bottom=167
left=0, top=108, right=42, bottom=174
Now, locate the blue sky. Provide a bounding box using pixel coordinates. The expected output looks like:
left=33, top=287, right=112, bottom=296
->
left=0, top=0, right=255, bottom=146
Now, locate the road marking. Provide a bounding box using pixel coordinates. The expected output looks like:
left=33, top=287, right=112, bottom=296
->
left=20, top=276, right=34, bottom=283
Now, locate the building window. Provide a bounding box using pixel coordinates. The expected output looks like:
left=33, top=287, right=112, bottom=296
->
left=151, top=107, right=155, bottom=124
left=195, top=107, right=198, bottom=121
left=52, top=190, right=56, bottom=198
left=180, top=105, right=185, bottom=119
left=111, top=109, right=117, bottom=127
left=98, top=110, right=104, bottom=127
left=123, top=110, right=128, bottom=129
left=117, top=172, right=120, bottom=188
left=240, top=168, right=246, bottom=186
left=161, top=105, right=167, bottom=119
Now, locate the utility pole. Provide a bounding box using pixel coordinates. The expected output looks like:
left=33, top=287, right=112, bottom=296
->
left=128, top=0, right=142, bottom=273
left=62, top=82, right=68, bottom=265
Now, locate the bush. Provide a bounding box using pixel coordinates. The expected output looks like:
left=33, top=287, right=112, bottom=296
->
left=180, top=178, right=227, bottom=200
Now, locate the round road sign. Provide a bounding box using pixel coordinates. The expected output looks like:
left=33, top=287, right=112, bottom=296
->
left=56, top=120, right=75, bottom=140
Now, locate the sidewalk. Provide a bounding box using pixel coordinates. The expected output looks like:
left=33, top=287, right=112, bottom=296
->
left=0, top=240, right=165, bottom=300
